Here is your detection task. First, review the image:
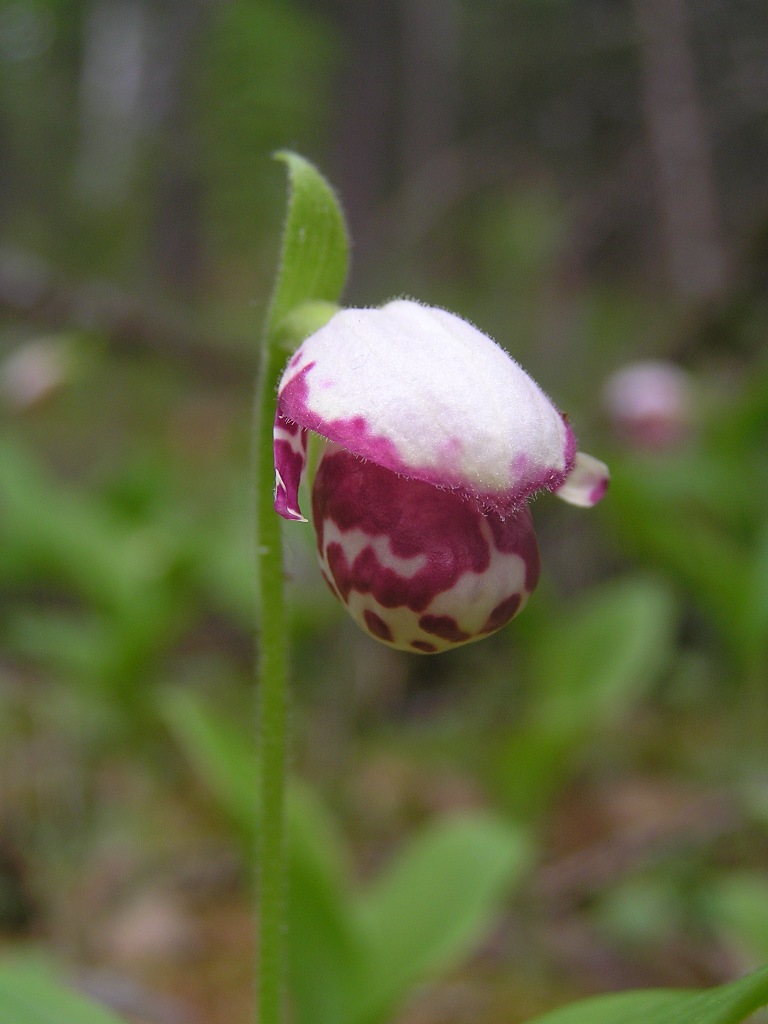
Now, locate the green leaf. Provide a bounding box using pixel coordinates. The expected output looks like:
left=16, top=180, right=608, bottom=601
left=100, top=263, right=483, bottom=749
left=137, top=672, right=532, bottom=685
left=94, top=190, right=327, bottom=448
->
left=348, top=813, right=532, bottom=1024
left=158, top=687, right=258, bottom=845
left=266, top=152, right=349, bottom=339
left=744, top=520, right=768, bottom=658
left=491, top=728, right=576, bottom=821
left=0, top=441, right=142, bottom=613
left=531, top=576, right=676, bottom=730
left=161, top=694, right=533, bottom=1024
left=0, top=440, right=191, bottom=631
left=287, top=786, right=365, bottom=1024
left=0, top=966, right=127, bottom=1024
left=707, top=873, right=768, bottom=962
left=158, top=689, right=363, bottom=1024
left=523, top=961, right=768, bottom=1024
left=608, top=462, right=751, bottom=654
left=494, top=577, right=676, bottom=820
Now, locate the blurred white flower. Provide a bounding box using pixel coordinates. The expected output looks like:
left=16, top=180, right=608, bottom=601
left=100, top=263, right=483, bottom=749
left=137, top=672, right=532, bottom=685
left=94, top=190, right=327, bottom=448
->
left=0, top=337, right=72, bottom=412
left=603, top=360, right=695, bottom=451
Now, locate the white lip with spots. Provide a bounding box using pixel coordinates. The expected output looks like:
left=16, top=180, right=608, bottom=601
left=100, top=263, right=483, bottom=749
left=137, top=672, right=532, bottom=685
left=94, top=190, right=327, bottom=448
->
left=317, top=522, right=429, bottom=581
left=320, top=513, right=531, bottom=652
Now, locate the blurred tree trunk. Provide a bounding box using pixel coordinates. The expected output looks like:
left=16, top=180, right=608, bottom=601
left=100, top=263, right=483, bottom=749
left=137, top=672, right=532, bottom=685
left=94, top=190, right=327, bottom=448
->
left=332, top=0, right=399, bottom=249
left=397, top=0, right=463, bottom=247
left=330, top=0, right=462, bottom=285
left=400, top=0, right=461, bottom=178
left=75, top=0, right=214, bottom=301
left=0, top=109, right=10, bottom=230
left=632, top=0, right=728, bottom=299
left=143, top=0, right=216, bottom=302
left=75, top=0, right=147, bottom=207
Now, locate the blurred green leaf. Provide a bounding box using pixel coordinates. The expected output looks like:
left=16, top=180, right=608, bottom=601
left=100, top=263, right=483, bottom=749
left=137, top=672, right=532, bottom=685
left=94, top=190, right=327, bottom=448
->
left=158, top=686, right=353, bottom=888
left=160, top=690, right=531, bottom=1024
left=531, top=576, right=676, bottom=728
left=744, top=521, right=768, bottom=659
left=349, top=813, right=532, bottom=1024
left=594, top=876, right=682, bottom=948
left=266, top=152, right=348, bottom=339
left=0, top=966, right=127, bottom=1024
left=158, top=688, right=362, bottom=1024
left=707, top=873, right=768, bottom=963
left=0, top=440, right=139, bottom=612
left=608, top=460, right=751, bottom=654
left=491, top=728, right=574, bottom=821
left=0, top=440, right=193, bottom=621
left=523, top=961, right=768, bottom=1024
left=3, top=609, right=113, bottom=682
left=494, top=577, right=676, bottom=819
left=618, top=452, right=762, bottom=533
left=158, top=687, right=258, bottom=843
left=287, top=784, right=364, bottom=1024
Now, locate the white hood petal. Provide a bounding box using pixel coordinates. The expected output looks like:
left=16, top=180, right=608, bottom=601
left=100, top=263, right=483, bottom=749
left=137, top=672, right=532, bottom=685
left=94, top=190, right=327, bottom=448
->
left=274, top=300, right=576, bottom=520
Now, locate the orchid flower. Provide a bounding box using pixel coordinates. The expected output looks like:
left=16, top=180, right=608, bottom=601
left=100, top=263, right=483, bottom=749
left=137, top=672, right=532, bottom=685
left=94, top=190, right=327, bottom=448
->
left=603, top=359, right=695, bottom=451
left=273, top=300, right=608, bottom=653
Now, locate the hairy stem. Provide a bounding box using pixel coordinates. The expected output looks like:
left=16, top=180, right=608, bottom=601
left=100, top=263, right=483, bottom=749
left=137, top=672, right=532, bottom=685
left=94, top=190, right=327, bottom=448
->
left=254, top=336, right=290, bottom=1024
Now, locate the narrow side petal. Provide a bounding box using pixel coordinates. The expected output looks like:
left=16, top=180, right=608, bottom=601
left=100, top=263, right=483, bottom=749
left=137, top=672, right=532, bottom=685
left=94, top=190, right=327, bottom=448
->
left=554, top=451, right=610, bottom=507
left=273, top=412, right=308, bottom=521
left=277, top=301, right=576, bottom=515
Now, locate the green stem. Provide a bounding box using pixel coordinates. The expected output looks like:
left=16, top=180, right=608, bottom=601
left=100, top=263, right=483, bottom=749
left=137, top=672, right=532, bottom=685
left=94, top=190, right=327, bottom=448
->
left=253, top=150, right=348, bottom=1024
left=255, top=337, right=291, bottom=1024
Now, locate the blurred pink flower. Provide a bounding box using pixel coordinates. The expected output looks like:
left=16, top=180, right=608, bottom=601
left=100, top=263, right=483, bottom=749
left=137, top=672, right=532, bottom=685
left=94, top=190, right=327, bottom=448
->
left=603, top=360, right=695, bottom=451
left=0, top=338, right=71, bottom=412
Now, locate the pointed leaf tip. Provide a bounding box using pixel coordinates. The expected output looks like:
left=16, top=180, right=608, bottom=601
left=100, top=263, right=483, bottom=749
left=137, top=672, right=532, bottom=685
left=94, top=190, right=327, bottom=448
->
left=266, top=152, right=349, bottom=339
left=522, top=961, right=768, bottom=1024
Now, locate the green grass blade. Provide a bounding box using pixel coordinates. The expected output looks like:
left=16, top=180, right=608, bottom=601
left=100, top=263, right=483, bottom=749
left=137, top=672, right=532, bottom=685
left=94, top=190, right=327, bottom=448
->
left=524, top=962, right=768, bottom=1024
left=266, top=151, right=349, bottom=339
left=0, top=967, right=127, bottom=1024
left=349, top=813, right=532, bottom=1024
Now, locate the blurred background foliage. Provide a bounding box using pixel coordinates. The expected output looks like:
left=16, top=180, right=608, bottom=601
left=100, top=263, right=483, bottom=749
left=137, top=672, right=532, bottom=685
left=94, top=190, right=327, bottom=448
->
left=1, top=0, right=768, bottom=1022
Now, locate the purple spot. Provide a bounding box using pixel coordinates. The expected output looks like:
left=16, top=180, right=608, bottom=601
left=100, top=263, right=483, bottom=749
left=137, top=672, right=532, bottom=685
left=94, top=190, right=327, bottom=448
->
left=481, top=594, right=521, bottom=634
left=314, top=449, right=495, bottom=612
left=280, top=361, right=315, bottom=403
left=325, top=415, right=404, bottom=468
left=364, top=609, right=393, bottom=642
left=411, top=640, right=438, bottom=653
left=589, top=477, right=609, bottom=505
left=418, top=615, right=470, bottom=643
left=279, top=366, right=403, bottom=471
